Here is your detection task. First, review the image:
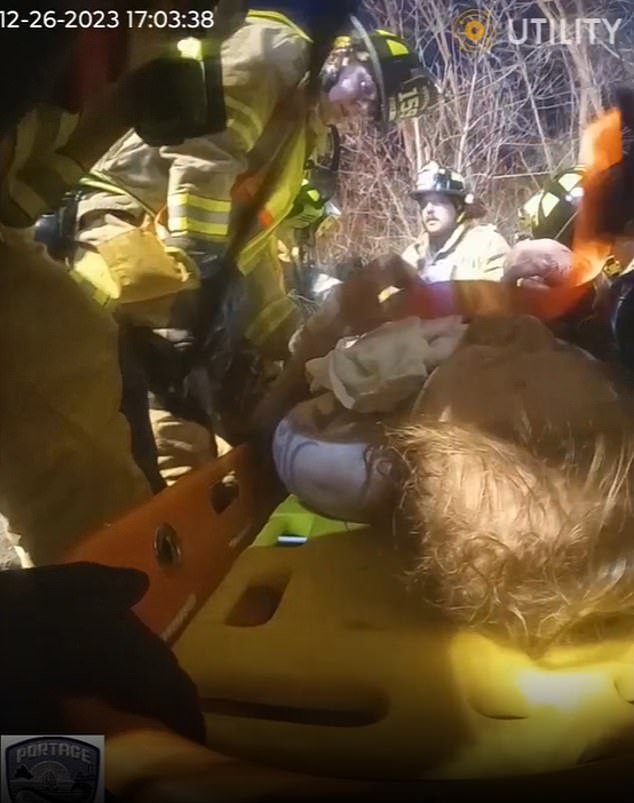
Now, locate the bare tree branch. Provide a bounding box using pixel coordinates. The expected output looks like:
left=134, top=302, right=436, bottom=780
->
left=317, top=0, right=634, bottom=265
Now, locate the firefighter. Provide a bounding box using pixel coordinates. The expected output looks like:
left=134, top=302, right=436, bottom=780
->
left=507, top=166, right=631, bottom=360
left=516, top=165, right=633, bottom=279
left=518, top=167, right=585, bottom=248
left=278, top=177, right=343, bottom=306
left=401, top=160, right=510, bottom=282
left=0, top=1, right=249, bottom=566
left=67, top=5, right=440, bottom=485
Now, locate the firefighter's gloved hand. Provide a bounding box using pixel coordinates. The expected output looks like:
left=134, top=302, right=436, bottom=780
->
left=164, top=235, right=227, bottom=283
left=252, top=254, right=420, bottom=436
left=166, top=235, right=250, bottom=385
left=286, top=253, right=419, bottom=364
left=0, top=563, right=205, bottom=743
left=503, top=239, right=574, bottom=288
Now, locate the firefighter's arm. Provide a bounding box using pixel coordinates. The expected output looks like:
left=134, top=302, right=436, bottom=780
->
left=478, top=227, right=511, bottom=281
left=0, top=85, right=131, bottom=228
left=252, top=254, right=418, bottom=433
left=245, top=239, right=301, bottom=361
left=161, top=22, right=310, bottom=274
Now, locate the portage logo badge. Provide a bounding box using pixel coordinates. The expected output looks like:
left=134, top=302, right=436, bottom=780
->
left=1, top=735, right=104, bottom=803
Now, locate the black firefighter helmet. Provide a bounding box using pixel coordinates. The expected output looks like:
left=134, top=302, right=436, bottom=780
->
left=329, top=19, right=441, bottom=125
left=529, top=166, right=585, bottom=248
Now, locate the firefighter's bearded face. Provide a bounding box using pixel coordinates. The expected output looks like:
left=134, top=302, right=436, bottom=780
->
left=321, top=55, right=379, bottom=127
left=420, top=192, right=459, bottom=237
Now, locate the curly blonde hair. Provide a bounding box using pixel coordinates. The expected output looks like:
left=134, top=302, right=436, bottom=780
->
left=396, top=326, right=634, bottom=656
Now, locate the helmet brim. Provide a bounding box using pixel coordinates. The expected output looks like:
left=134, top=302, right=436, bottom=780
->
left=411, top=189, right=468, bottom=201
left=411, top=192, right=487, bottom=218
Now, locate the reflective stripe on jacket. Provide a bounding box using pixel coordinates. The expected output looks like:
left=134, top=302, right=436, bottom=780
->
left=78, top=11, right=322, bottom=268
left=74, top=10, right=325, bottom=346
left=0, top=100, right=128, bottom=228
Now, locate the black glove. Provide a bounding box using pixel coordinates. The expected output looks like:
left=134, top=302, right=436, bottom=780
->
left=166, top=236, right=252, bottom=387
left=0, top=563, right=205, bottom=743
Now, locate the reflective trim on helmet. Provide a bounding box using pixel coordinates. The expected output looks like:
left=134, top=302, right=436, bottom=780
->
left=333, top=35, right=352, bottom=49
left=413, top=162, right=468, bottom=199
left=539, top=191, right=560, bottom=218
left=558, top=171, right=583, bottom=192
left=385, top=38, right=410, bottom=57
left=519, top=192, right=541, bottom=228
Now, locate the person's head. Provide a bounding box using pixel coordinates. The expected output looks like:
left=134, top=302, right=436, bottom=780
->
left=418, top=191, right=459, bottom=238
left=411, top=162, right=481, bottom=239
left=396, top=315, right=634, bottom=655
left=320, top=21, right=439, bottom=129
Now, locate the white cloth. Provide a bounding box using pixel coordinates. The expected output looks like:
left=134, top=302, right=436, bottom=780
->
left=305, top=316, right=467, bottom=413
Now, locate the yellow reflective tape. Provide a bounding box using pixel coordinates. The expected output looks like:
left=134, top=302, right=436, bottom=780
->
left=246, top=294, right=295, bottom=344
left=227, top=118, right=257, bottom=151
left=80, top=176, right=119, bottom=194
left=386, top=38, right=409, bottom=57
left=378, top=286, right=399, bottom=303
left=82, top=172, right=156, bottom=216
left=168, top=192, right=230, bottom=214
left=558, top=172, right=582, bottom=192
left=333, top=35, right=352, bottom=48
left=225, top=96, right=263, bottom=139
left=307, top=189, right=320, bottom=202
left=225, top=96, right=264, bottom=151
left=247, top=10, right=312, bottom=42
left=169, top=216, right=229, bottom=238
left=540, top=191, right=559, bottom=217
left=69, top=270, right=116, bottom=310
left=177, top=37, right=203, bottom=61
left=520, top=193, right=541, bottom=226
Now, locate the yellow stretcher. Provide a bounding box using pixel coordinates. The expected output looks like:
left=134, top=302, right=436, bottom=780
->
left=60, top=446, right=634, bottom=799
